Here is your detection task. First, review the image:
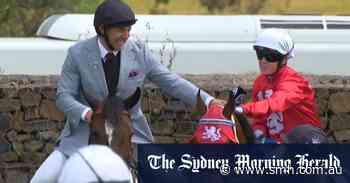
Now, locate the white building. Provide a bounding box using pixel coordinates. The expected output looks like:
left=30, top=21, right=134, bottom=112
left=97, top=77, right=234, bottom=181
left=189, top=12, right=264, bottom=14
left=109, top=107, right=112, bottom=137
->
left=1, top=14, right=350, bottom=75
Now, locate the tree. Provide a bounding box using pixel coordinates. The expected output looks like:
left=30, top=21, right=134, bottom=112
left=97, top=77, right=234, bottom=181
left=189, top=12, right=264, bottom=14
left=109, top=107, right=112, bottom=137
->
left=244, top=0, right=267, bottom=14
left=200, top=0, right=267, bottom=14
left=150, top=0, right=170, bottom=14
left=0, top=0, right=84, bottom=37
left=200, top=0, right=240, bottom=13
left=0, top=0, right=173, bottom=37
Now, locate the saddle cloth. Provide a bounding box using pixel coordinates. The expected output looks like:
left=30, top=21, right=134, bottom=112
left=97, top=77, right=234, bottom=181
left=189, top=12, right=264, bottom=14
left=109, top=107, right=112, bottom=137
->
left=189, top=104, right=238, bottom=144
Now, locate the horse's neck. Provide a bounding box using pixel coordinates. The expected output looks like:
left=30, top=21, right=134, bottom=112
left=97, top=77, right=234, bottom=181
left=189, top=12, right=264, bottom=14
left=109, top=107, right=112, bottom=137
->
left=90, top=114, right=104, bottom=126
left=89, top=114, right=109, bottom=145
left=113, top=119, right=133, bottom=147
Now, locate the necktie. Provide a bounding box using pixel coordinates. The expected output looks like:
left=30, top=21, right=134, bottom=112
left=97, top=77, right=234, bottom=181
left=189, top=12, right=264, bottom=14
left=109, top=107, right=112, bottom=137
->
left=105, top=52, right=114, bottom=62
left=103, top=52, right=120, bottom=96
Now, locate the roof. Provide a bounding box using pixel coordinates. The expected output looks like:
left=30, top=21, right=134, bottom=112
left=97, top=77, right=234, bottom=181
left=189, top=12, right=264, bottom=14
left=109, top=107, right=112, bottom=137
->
left=37, top=14, right=350, bottom=44
left=36, top=14, right=257, bottom=42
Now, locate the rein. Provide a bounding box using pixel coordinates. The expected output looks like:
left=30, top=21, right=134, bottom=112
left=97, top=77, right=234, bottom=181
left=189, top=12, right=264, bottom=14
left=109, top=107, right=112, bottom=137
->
left=231, top=114, right=240, bottom=144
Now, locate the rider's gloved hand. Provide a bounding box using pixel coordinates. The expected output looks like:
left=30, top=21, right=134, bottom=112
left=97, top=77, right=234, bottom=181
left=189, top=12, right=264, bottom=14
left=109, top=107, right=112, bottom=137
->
left=231, top=86, right=247, bottom=106
left=223, top=86, right=247, bottom=118
left=234, top=106, right=244, bottom=114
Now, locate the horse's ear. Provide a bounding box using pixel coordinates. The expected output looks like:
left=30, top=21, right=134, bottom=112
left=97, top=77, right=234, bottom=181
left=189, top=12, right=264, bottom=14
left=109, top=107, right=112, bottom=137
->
left=196, top=89, right=207, bottom=117
left=223, top=90, right=235, bottom=119
left=124, top=87, right=141, bottom=110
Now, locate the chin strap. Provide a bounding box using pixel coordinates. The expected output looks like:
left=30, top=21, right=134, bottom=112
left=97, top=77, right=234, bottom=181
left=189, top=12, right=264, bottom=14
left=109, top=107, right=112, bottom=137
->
left=277, top=58, right=287, bottom=70
left=268, top=58, right=287, bottom=77
left=273, top=45, right=294, bottom=75
left=101, top=27, right=115, bottom=51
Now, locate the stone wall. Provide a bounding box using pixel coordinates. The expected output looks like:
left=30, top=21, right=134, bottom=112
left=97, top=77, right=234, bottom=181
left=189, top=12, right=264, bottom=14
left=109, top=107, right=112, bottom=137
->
left=0, top=74, right=350, bottom=182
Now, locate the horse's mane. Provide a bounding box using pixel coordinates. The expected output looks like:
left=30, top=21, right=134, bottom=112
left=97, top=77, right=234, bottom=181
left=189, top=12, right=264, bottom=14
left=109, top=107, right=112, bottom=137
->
left=234, top=113, right=255, bottom=143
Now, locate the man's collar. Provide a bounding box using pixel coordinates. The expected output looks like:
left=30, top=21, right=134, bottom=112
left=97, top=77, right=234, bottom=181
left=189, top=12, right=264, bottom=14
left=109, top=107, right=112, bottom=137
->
left=98, top=37, right=119, bottom=62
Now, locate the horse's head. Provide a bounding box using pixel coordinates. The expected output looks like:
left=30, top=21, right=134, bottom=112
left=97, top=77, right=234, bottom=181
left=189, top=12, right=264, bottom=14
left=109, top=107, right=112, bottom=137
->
left=84, top=88, right=141, bottom=163
left=190, top=89, right=255, bottom=144
left=223, top=88, right=255, bottom=144
left=105, top=88, right=140, bottom=163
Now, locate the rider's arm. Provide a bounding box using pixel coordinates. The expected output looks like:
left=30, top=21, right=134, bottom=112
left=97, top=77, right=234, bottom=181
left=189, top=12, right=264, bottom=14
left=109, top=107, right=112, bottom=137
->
left=56, top=48, right=90, bottom=128
left=137, top=39, right=213, bottom=107
left=241, top=76, right=306, bottom=116
left=248, top=84, right=268, bottom=137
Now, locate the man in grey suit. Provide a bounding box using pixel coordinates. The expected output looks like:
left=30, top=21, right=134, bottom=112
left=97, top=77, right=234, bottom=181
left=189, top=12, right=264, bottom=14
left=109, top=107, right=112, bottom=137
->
left=31, top=0, right=220, bottom=182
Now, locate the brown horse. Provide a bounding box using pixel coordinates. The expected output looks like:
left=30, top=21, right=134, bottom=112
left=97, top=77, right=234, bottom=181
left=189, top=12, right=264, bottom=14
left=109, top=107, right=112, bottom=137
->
left=190, top=89, right=255, bottom=144
left=83, top=88, right=141, bottom=165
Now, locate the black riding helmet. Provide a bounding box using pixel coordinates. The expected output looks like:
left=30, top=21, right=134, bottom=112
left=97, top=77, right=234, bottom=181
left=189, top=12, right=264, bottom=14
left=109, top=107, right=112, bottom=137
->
left=93, top=0, right=137, bottom=36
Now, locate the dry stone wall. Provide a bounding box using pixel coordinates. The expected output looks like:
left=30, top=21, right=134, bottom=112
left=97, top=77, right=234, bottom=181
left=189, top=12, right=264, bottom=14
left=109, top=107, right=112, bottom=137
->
left=0, top=74, right=349, bottom=182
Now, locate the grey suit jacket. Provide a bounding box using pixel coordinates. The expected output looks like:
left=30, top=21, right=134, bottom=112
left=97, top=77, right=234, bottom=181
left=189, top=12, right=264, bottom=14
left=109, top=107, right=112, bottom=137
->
left=56, top=36, right=213, bottom=156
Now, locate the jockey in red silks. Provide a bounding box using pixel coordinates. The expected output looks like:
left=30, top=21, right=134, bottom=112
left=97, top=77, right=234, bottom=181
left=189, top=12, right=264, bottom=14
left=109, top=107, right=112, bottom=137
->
left=233, top=29, right=327, bottom=144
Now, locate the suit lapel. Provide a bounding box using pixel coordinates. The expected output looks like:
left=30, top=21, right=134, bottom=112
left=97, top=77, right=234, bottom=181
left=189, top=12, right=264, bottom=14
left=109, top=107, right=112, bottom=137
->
left=84, top=36, right=109, bottom=97
left=117, top=40, right=137, bottom=97
left=82, top=37, right=137, bottom=98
